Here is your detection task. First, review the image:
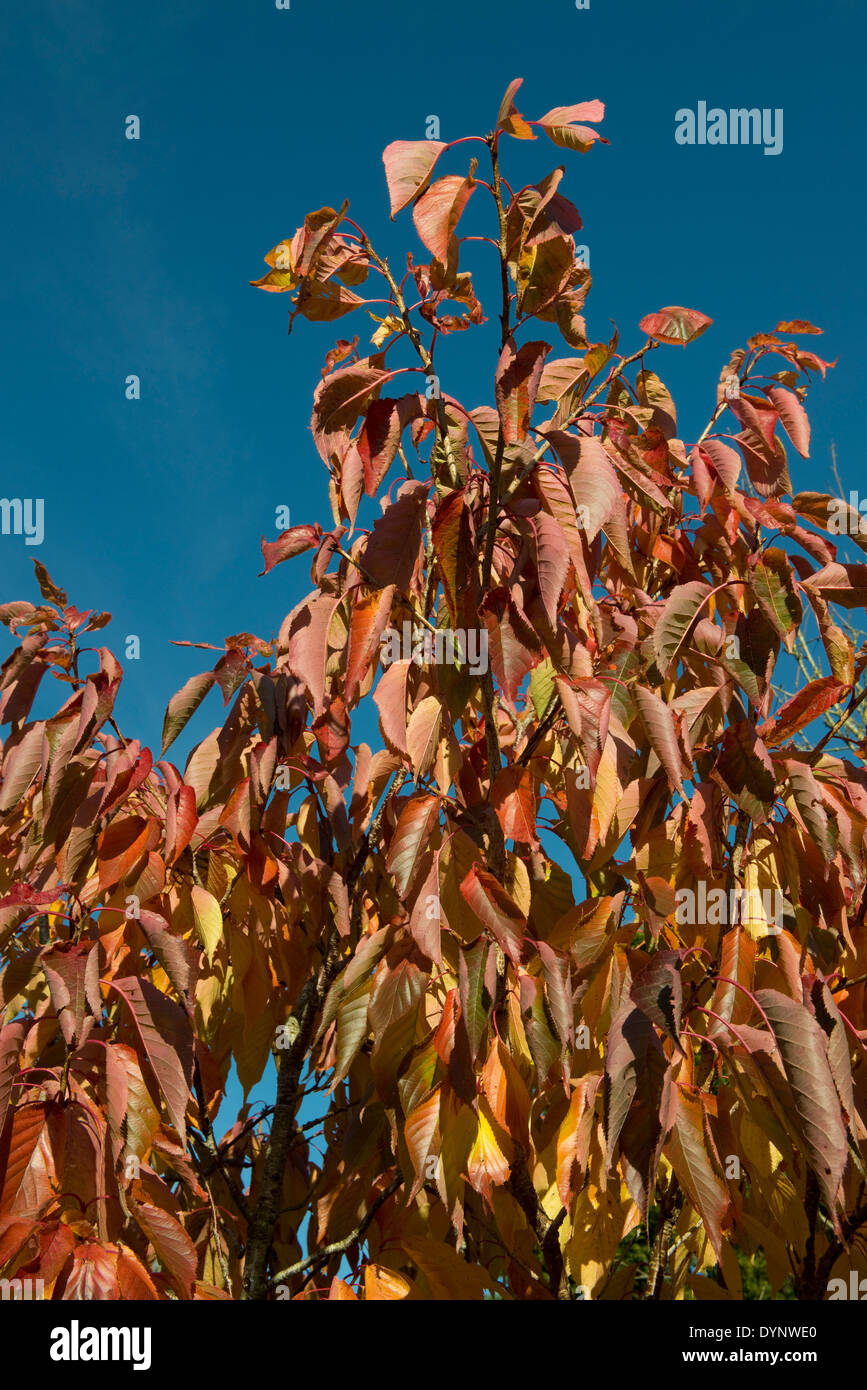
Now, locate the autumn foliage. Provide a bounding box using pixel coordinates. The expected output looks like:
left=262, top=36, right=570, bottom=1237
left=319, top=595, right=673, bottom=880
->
left=3, top=79, right=867, bottom=1302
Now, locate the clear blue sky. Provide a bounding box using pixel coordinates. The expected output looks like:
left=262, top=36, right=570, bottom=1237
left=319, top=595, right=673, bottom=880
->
left=2, top=0, right=864, bottom=1126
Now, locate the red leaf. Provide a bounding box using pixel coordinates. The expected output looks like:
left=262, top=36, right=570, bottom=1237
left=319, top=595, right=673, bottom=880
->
left=665, top=1093, right=730, bottom=1262
left=491, top=765, right=537, bottom=843
left=766, top=386, right=810, bottom=458
left=0, top=1022, right=26, bottom=1138
left=259, top=524, right=322, bottom=576
left=413, top=175, right=476, bottom=263
left=62, top=1243, right=119, bottom=1300
left=165, top=784, right=198, bottom=866
left=97, top=815, right=151, bottom=891
left=632, top=686, right=686, bottom=795
left=345, top=586, right=395, bottom=707
left=41, top=942, right=101, bottom=1047
left=713, top=721, right=777, bottom=824
left=129, top=1198, right=197, bottom=1299
left=360, top=480, right=428, bottom=592
left=480, top=588, right=535, bottom=708
left=494, top=338, right=551, bottom=444
left=639, top=306, right=712, bottom=347
left=459, top=864, right=526, bottom=965
left=757, top=677, right=849, bottom=746
left=358, top=396, right=424, bottom=497
left=532, top=511, right=569, bottom=627
left=382, top=140, right=447, bottom=217
left=374, top=658, right=410, bottom=755
left=754, top=988, right=848, bottom=1222
left=109, top=977, right=194, bottom=1144
left=386, top=794, right=440, bottom=898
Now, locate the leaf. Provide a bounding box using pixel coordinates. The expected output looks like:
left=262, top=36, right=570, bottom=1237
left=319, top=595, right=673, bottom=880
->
left=345, top=585, right=395, bottom=707
left=630, top=951, right=685, bottom=1052
left=494, top=338, right=551, bottom=444
left=496, top=77, right=535, bottom=140
left=491, top=765, right=537, bottom=843
left=401, top=1236, right=494, bottom=1299
left=561, top=436, right=622, bottom=544
left=406, top=696, right=443, bottom=779
left=0, top=1102, right=53, bottom=1217
left=750, top=549, right=802, bottom=639
left=537, top=939, right=572, bottom=1047
left=714, top=721, right=777, bottom=825
left=482, top=1039, right=531, bottom=1145
left=109, top=977, right=194, bottom=1143
left=165, top=784, right=198, bottom=867
left=129, top=1198, right=197, bottom=1299
left=632, top=686, right=685, bottom=795
left=638, top=306, right=712, bottom=347
left=480, top=588, right=535, bottom=708
left=357, top=396, right=424, bottom=497
left=709, top=928, right=756, bottom=1034
left=189, top=886, right=223, bottom=965
left=64, top=1243, right=119, bottom=1300
left=458, top=940, right=492, bottom=1062
left=404, top=1086, right=442, bottom=1195
left=811, top=979, right=855, bottom=1125
left=604, top=1010, right=656, bottom=1160
left=412, top=175, right=476, bottom=263
left=0, top=1022, right=26, bottom=1138
left=459, top=864, right=525, bottom=965
left=286, top=590, right=342, bottom=716
left=537, top=100, right=608, bottom=153
left=161, top=672, right=215, bottom=755
left=665, top=1092, right=730, bottom=1261
left=699, top=438, right=741, bottom=490
left=374, top=658, right=410, bottom=754
left=333, top=977, right=371, bottom=1086
left=312, top=361, right=386, bottom=436
left=532, top=511, right=569, bottom=627
left=466, top=1104, right=511, bottom=1199
left=783, top=758, right=835, bottom=859
left=803, top=562, right=867, bottom=610
left=259, top=524, right=322, bottom=576
left=653, top=582, right=712, bottom=675
left=97, top=815, right=151, bottom=891
left=364, top=1264, right=413, bottom=1300
left=41, top=942, right=101, bottom=1046
left=758, top=677, right=849, bottom=746
left=767, top=386, right=810, bottom=458
left=361, top=480, right=428, bottom=592
left=382, top=140, right=448, bottom=217
left=754, top=988, right=848, bottom=1218
left=116, top=1245, right=159, bottom=1300
left=386, top=794, right=440, bottom=898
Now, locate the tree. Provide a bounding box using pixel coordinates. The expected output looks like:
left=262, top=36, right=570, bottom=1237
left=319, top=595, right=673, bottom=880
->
left=1, top=78, right=866, bottom=1303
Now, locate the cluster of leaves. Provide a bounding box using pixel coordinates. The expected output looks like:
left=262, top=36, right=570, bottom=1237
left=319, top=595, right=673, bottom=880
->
left=2, top=80, right=867, bottom=1302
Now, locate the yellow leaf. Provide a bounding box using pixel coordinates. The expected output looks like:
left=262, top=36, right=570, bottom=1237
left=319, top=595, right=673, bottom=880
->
left=407, top=696, right=443, bottom=779
left=364, top=1264, right=412, bottom=1300
left=190, top=885, right=223, bottom=965
left=467, top=1103, right=511, bottom=1200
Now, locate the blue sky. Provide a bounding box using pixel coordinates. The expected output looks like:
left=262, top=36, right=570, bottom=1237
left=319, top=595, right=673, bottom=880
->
left=2, top=0, right=864, bottom=1130
left=2, top=0, right=864, bottom=753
